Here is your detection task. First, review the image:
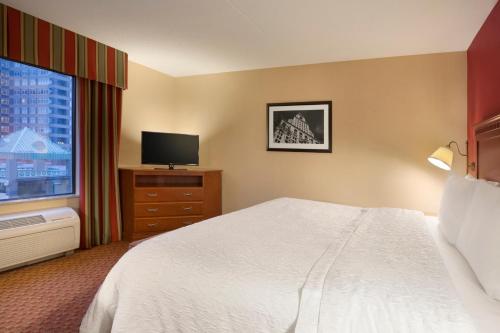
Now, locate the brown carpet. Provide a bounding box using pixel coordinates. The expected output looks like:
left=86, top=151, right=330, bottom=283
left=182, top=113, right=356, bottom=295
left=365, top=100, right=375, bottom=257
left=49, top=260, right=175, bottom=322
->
left=0, top=241, right=129, bottom=333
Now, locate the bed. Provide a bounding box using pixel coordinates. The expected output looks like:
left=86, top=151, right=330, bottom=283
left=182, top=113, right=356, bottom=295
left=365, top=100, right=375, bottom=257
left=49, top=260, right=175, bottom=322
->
left=81, top=114, right=500, bottom=333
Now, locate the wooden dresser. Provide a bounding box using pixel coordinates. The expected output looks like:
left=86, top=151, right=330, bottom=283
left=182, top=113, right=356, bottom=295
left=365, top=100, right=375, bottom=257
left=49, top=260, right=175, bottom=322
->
left=119, top=168, right=222, bottom=241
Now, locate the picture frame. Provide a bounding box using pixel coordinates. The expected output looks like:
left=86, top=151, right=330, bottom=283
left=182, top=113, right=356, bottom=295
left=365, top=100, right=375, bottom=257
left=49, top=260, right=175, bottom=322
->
left=267, top=101, right=332, bottom=153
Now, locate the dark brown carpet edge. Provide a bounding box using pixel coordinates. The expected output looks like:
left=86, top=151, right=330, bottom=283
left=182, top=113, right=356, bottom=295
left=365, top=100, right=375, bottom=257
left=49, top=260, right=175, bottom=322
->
left=0, top=241, right=129, bottom=333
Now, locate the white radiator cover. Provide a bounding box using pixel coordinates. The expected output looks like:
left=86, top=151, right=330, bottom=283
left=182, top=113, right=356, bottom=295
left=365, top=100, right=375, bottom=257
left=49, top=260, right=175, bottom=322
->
left=0, top=207, right=80, bottom=271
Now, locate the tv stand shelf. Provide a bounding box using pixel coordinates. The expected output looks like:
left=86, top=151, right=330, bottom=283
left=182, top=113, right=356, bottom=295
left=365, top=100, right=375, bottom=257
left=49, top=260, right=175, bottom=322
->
left=135, top=174, right=203, bottom=187
left=119, top=168, right=222, bottom=241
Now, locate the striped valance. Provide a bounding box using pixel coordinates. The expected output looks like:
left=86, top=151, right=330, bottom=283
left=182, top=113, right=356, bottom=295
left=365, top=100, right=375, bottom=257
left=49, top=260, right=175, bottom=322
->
left=0, top=4, right=128, bottom=89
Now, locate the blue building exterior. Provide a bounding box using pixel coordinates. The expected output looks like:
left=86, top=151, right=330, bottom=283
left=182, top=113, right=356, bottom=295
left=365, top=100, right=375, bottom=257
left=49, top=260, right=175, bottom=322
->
left=0, top=58, right=73, bottom=147
left=0, top=58, right=74, bottom=201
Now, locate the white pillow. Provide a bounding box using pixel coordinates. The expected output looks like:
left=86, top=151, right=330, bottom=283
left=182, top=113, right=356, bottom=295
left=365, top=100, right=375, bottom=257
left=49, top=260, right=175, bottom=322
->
left=467, top=173, right=500, bottom=187
left=438, top=173, right=476, bottom=245
left=488, top=180, right=500, bottom=187
left=456, top=179, right=500, bottom=300
left=465, top=174, right=476, bottom=181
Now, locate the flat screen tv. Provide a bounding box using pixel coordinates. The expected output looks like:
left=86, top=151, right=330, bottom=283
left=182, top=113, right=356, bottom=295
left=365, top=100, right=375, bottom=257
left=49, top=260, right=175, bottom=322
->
left=141, top=131, right=199, bottom=169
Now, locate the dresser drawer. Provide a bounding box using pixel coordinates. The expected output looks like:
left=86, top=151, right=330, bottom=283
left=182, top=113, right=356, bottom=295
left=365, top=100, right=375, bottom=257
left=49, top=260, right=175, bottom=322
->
left=134, top=188, right=204, bottom=202
left=135, top=202, right=204, bottom=217
left=129, top=232, right=161, bottom=242
left=120, top=168, right=221, bottom=242
left=134, top=216, right=204, bottom=233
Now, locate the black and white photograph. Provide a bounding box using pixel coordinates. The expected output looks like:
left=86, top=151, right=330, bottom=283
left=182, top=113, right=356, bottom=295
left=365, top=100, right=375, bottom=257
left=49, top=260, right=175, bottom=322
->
left=267, top=101, right=332, bottom=152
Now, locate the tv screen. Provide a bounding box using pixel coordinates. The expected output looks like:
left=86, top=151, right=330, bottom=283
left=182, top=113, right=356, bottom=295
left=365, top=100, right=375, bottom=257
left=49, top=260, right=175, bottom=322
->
left=141, top=132, right=199, bottom=167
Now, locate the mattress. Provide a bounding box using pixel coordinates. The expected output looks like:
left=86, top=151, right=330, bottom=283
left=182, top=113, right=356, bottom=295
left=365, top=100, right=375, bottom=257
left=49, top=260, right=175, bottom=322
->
left=81, top=198, right=477, bottom=333
left=426, top=217, right=500, bottom=333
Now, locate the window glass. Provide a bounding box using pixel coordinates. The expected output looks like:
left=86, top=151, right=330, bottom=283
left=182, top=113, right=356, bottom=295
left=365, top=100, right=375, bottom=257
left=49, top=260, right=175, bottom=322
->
left=0, top=58, right=75, bottom=202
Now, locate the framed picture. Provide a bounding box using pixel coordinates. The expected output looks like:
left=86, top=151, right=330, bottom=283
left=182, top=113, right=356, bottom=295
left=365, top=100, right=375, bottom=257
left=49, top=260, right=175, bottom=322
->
left=267, top=101, right=332, bottom=152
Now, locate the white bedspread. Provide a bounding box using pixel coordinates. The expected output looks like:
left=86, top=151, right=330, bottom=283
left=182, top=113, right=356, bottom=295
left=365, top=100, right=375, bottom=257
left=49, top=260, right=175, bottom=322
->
left=295, top=208, right=476, bottom=333
left=81, top=198, right=476, bottom=333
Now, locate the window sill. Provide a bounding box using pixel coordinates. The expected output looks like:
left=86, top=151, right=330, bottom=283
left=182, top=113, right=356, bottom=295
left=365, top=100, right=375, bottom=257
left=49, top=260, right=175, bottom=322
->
left=0, top=194, right=80, bottom=206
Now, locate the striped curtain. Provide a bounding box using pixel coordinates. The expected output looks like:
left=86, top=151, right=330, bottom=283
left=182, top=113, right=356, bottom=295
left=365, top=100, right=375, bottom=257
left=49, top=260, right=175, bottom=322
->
left=0, top=3, right=127, bottom=248
left=78, top=78, right=122, bottom=248
left=0, top=4, right=128, bottom=89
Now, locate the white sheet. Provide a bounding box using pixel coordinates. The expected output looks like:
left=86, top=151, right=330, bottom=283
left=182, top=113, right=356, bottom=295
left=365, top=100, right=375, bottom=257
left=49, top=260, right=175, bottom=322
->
left=295, top=208, right=476, bottom=333
left=426, top=216, right=500, bottom=333
left=81, top=198, right=477, bottom=333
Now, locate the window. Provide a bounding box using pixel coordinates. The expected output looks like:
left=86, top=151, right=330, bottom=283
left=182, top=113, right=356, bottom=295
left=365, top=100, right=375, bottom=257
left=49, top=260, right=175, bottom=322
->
left=0, top=57, right=75, bottom=202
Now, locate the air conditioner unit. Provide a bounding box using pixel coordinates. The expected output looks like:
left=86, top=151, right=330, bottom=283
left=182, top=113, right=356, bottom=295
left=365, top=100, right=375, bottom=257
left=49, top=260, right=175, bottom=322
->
left=0, top=207, right=80, bottom=272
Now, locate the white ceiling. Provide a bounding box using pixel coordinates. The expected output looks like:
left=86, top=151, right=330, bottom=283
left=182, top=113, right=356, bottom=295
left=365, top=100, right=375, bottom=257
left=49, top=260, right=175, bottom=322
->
left=4, top=0, right=497, bottom=77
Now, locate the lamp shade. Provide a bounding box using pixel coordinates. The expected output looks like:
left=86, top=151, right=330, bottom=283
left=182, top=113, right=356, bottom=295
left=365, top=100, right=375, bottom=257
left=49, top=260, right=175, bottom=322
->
left=428, top=146, right=453, bottom=171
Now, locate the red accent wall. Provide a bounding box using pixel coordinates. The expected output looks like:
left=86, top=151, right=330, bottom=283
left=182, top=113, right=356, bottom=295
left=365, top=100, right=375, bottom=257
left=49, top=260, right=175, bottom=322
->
left=468, top=1, right=500, bottom=174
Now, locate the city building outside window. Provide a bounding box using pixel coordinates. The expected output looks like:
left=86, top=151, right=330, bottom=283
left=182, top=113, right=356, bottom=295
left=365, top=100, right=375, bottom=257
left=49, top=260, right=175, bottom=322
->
left=0, top=57, right=76, bottom=202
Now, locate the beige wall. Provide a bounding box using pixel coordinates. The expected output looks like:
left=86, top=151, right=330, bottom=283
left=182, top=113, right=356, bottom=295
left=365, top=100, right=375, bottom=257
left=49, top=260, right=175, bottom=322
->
left=0, top=53, right=467, bottom=216
left=0, top=197, right=79, bottom=216
left=173, top=52, right=467, bottom=215
left=119, top=62, right=176, bottom=166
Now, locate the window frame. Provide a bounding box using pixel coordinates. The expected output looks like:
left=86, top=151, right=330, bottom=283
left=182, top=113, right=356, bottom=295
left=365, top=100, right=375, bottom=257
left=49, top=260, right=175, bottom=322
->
left=0, top=57, right=78, bottom=204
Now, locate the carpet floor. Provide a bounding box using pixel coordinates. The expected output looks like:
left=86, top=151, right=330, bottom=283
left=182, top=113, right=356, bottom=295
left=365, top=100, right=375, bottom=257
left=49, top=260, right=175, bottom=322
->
left=0, top=241, right=129, bottom=333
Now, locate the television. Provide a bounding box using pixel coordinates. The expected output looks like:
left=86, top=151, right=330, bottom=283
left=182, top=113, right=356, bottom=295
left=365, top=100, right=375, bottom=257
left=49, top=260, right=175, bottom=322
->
left=141, top=131, right=199, bottom=169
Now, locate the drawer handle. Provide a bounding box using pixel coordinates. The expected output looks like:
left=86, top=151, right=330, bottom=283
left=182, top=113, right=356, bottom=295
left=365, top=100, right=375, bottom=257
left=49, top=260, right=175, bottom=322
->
left=183, top=206, right=193, bottom=211
left=147, top=208, right=159, bottom=212
left=183, top=192, right=192, bottom=196
left=146, top=192, right=158, bottom=197
left=147, top=223, right=159, bottom=227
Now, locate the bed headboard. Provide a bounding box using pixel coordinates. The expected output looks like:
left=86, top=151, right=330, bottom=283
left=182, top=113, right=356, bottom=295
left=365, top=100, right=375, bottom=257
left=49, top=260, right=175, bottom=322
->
left=474, top=113, right=500, bottom=182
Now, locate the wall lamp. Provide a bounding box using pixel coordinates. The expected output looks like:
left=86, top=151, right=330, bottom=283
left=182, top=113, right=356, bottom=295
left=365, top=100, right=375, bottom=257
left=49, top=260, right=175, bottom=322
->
left=428, top=141, right=476, bottom=171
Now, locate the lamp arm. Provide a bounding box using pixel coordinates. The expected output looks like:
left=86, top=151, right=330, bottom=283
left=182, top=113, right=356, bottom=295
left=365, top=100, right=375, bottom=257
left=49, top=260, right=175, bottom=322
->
left=447, top=141, right=467, bottom=157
